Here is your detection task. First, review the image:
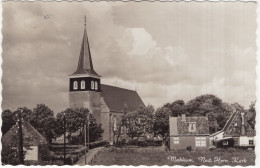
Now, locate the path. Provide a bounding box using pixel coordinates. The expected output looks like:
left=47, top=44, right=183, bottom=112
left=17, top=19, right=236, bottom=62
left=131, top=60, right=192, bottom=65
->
left=74, top=147, right=104, bottom=165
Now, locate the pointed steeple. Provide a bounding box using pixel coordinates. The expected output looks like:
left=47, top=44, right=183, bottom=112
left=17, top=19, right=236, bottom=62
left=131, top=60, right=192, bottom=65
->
left=72, top=16, right=100, bottom=77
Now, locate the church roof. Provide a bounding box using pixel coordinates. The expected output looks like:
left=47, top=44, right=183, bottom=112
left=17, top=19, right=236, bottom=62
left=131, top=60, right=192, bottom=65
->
left=72, top=17, right=100, bottom=77
left=2, top=121, right=48, bottom=147
left=101, top=84, right=145, bottom=112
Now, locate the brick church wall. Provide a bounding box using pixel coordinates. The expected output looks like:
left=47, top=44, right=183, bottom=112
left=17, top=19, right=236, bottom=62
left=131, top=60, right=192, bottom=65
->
left=69, top=91, right=102, bottom=124
left=70, top=91, right=114, bottom=142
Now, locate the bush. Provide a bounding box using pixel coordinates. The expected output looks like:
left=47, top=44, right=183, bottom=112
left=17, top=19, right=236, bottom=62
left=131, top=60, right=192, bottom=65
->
left=88, top=140, right=109, bottom=149
left=226, top=147, right=236, bottom=153
left=186, top=146, right=192, bottom=151
left=1, top=145, right=19, bottom=165
left=208, top=146, right=216, bottom=151
left=39, top=144, right=55, bottom=161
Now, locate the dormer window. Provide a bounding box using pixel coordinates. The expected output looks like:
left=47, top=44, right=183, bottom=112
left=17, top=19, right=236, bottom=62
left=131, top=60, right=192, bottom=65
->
left=91, top=81, right=94, bottom=89
left=188, top=122, right=196, bottom=132
left=73, top=81, right=78, bottom=90
left=95, top=81, right=98, bottom=90
left=81, top=80, right=85, bottom=89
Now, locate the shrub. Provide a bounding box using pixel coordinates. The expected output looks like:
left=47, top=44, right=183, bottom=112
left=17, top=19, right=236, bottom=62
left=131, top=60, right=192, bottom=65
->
left=186, top=145, right=192, bottom=151
left=226, top=147, right=236, bottom=153
left=39, top=144, right=55, bottom=161
left=208, top=146, right=216, bottom=151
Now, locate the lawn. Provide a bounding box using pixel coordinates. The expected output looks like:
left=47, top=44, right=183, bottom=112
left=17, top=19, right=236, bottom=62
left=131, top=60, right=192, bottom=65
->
left=92, top=147, right=255, bottom=166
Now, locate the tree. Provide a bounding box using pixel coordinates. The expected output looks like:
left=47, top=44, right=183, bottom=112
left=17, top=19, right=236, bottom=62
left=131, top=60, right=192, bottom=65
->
left=245, top=101, right=256, bottom=129
left=56, top=107, right=103, bottom=144
left=163, top=100, right=186, bottom=116
left=154, top=100, right=186, bottom=139
left=185, top=94, right=223, bottom=116
left=2, top=109, right=16, bottom=135
left=13, top=107, right=33, bottom=123
left=87, top=114, right=104, bottom=142
left=185, top=94, right=232, bottom=133
left=125, top=105, right=155, bottom=140
left=154, top=107, right=171, bottom=137
left=114, top=104, right=128, bottom=144
left=30, top=104, right=55, bottom=143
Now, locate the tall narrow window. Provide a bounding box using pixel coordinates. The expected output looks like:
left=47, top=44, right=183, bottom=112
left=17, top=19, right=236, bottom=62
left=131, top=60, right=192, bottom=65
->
left=113, top=115, right=117, bottom=131
left=188, top=122, right=196, bottom=132
left=95, top=81, right=98, bottom=90
left=73, top=81, right=78, bottom=90
left=81, top=80, right=85, bottom=89
left=91, top=81, right=94, bottom=89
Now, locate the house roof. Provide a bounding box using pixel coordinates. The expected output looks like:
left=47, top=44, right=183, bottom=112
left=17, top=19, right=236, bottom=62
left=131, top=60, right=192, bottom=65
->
left=2, top=121, right=48, bottom=147
left=223, top=111, right=255, bottom=137
left=171, top=116, right=210, bottom=135
left=210, top=130, right=224, bottom=137
left=72, top=18, right=100, bottom=77
left=222, top=111, right=237, bottom=132
left=101, top=84, right=145, bottom=112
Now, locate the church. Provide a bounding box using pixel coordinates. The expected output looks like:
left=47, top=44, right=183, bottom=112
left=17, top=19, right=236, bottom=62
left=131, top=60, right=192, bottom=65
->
left=69, top=18, right=145, bottom=143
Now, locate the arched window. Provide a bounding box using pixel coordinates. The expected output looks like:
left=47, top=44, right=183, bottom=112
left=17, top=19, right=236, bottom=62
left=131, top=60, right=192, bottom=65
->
left=73, top=81, right=78, bottom=90
left=91, top=81, right=94, bottom=89
left=113, top=115, right=117, bottom=131
left=81, top=80, right=85, bottom=89
left=95, top=81, right=98, bottom=90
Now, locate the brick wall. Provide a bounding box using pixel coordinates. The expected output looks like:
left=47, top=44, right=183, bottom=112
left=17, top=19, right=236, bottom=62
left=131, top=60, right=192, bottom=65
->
left=70, top=91, right=116, bottom=143
left=69, top=91, right=102, bottom=122
left=170, top=136, right=209, bottom=150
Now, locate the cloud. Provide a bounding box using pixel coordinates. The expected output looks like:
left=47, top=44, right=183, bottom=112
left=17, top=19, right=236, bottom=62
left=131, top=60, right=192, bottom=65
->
left=126, top=28, right=157, bottom=56
left=2, top=1, right=256, bottom=113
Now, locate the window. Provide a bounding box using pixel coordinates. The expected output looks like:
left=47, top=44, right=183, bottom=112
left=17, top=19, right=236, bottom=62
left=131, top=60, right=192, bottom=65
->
left=95, top=81, right=98, bottom=90
left=73, top=81, right=78, bottom=90
left=91, top=81, right=94, bottom=89
left=234, top=138, right=239, bottom=145
left=223, top=140, right=229, bottom=145
left=195, top=137, right=206, bottom=147
left=81, top=80, right=85, bottom=89
left=188, top=122, right=196, bottom=132
left=173, top=137, right=179, bottom=144
left=113, top=115, right=117, bottom=131
left=249, top=140, right=254, bottom=145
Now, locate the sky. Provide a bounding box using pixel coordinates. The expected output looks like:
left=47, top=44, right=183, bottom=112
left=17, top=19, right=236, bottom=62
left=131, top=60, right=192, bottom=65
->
left=2, top=1, right=257, bottom=114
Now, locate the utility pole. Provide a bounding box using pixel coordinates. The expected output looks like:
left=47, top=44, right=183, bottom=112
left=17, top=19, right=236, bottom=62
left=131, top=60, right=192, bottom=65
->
left=87, top=114, right=90, bottom=153
left=84, top=113, right=90, bottom=165
left=84, top=123, right=87, bottom=165
left=63, top=114, right=66, bottom=165
left=17, top=109, right=24, bottom=165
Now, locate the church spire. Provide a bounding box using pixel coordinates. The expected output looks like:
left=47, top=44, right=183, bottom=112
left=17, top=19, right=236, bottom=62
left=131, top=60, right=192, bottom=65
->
left=72, top=16, right=100, bottom=77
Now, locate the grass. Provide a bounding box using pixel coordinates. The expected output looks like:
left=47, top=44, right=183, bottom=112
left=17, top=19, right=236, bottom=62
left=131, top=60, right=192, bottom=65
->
left=92, top=147, right=255, bottom=166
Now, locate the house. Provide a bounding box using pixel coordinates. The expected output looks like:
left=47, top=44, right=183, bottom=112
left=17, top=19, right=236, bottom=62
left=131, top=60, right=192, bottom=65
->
left=169, top=114, right=210, bottom=150
left=69, top=17, right=145, bottom=144
left=210, top=110, right=255, bottom=148
left=2, top=121, right=48, bottom=163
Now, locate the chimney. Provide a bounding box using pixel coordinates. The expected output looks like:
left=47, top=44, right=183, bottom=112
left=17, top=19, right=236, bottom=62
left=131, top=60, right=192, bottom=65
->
left=181, top=113, right=186, bottom=122
left=241, top=112, right=245, bottom=136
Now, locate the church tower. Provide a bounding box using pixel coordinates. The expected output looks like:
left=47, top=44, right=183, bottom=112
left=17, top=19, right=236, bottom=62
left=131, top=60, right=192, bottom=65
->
left=69, top=16, right=102, bottom=118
